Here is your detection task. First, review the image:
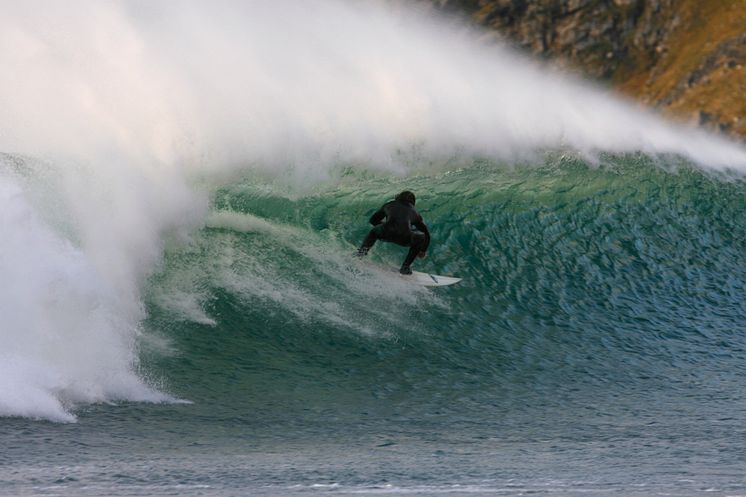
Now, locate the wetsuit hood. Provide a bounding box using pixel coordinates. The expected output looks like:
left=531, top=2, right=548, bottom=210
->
left=395, top=191, right=416, bottom=206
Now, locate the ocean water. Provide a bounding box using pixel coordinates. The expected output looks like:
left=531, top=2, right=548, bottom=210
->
left=3, top=2, right=746, bottom=496
left=5, top=158, right=746, bottom=497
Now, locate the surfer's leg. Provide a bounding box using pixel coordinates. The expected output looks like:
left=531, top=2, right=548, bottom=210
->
left=400, top=232, right=426, bottom=274
left=357, top=226, right=383, bottom=256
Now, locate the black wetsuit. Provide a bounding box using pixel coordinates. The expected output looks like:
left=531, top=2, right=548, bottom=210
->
left=358, top=199, right=430, bottom=270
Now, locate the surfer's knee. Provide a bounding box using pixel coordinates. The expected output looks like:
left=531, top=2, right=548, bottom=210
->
left=411, top=232, right=426, bottom=249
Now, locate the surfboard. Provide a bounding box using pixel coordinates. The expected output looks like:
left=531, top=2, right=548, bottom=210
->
left=406, top=270, right=462, bottom=287
left=351, top=257, right=461, bottom=287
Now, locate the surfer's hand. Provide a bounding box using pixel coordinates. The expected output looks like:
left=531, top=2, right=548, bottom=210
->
left=418, top=251, right=427, bottom=259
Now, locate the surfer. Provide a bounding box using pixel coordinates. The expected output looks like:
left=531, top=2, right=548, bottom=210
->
left=356, top=190, right=430, bottom=275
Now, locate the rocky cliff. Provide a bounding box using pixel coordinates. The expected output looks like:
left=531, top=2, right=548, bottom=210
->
left=419, top=0, right=746, bottom=138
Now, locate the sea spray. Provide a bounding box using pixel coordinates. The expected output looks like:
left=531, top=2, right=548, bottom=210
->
left=2, top=0, right=746, bottom=174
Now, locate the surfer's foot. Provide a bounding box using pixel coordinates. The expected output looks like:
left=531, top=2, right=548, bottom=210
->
left=399, top=265, right=412, bottom=275
left=356, top=247, right=369, bottom=257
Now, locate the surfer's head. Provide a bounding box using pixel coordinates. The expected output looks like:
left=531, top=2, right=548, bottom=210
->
left=395, top=191, right=416, bottom=206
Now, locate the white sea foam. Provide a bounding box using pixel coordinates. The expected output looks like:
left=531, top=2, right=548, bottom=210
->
left=1, top=0, right=745, bottom=421
left=0, top=177, right=170, bottom=422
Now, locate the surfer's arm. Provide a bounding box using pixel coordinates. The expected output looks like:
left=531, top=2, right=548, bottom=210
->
left=369, top=206, right=386, bottom=226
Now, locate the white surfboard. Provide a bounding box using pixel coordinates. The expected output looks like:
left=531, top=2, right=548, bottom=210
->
left=351, top=258, right=461, bottom=287
left=406, top=270, right=462, bottom=287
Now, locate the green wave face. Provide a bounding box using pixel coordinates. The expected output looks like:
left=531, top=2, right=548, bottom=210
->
left=143, top=155, right=746, bottom=439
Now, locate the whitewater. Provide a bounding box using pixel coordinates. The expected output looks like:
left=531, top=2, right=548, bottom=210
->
left=2, top=1, right=746, bottom=495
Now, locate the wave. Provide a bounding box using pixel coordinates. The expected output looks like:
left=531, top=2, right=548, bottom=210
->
left=146, top=157, right=746, bottom=417
left=2, top=0, right=746, bottom=421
